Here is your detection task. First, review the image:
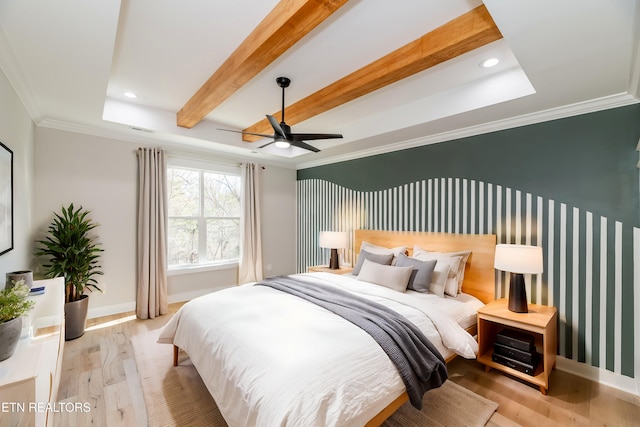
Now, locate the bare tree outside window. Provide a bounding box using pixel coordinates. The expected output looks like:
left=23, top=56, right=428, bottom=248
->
left=167, top=166, right=240, bottom=267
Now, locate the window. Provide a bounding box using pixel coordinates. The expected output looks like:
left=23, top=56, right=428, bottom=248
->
left=167, top=161, right=241, bottom=269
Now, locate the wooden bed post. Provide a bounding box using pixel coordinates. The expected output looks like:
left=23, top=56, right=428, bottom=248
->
left=173, top=345, right=179, bottom=366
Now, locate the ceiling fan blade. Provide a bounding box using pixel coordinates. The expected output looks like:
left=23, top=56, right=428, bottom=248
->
left=266, top=115, right=287, bottom=139
left=224, top=79, right=340, bottom=155
left=217, top=128, right=275, bottom=139
left=290, top=140, right=321, bottom=153
left=258, top=140, right=276, bottom=149
left=290, top=133, right=343, bottom=141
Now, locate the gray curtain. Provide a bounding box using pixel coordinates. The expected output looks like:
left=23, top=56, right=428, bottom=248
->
left=238, top=163, right=263, bottom=284
left=136, top=147, right=168, bottom=319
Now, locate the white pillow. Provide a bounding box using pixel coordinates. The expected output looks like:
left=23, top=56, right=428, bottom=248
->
left=428, top=261, right=450, bottom=297
left=361, top=241, right=407, bottom=265
left=356, top=259, right=413, bottom=292
left=414, top=246, right=471, bottom=293
left=412, top=250, right=462, bottom=296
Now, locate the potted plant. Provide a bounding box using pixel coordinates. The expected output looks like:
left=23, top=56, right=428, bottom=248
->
left=0, top=280, right=35, bottom=360
left=34, top=203, right=103, bottom=340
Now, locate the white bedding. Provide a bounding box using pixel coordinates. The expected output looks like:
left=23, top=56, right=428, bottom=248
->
left=159, top=272, right=481, bottom=427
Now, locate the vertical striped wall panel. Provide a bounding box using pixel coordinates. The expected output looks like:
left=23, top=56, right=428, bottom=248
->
left=297, top=177, right=638, bottom=378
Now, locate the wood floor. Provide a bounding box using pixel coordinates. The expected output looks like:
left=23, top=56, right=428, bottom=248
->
left=52, top=304, right=184, bottom=426
left=53, top=303, right=640, bottom=427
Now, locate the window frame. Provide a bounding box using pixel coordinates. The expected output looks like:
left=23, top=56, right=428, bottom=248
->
left=166, top=157, right=241, bottom=274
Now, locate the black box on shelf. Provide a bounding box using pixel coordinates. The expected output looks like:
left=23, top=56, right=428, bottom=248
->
left=493, top=342, right=537, bottom=364
left=492, top=352, right=539, bottom=376
left=496, top=328, right=535, bottom=353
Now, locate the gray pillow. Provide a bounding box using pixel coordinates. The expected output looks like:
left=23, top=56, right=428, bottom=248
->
left=395, top=253, right=437, bottom=292
left=352, top=249, right=394, bottom=275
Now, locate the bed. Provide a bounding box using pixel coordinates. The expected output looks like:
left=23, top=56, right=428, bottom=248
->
left=159, top=230, right=496, bottom=426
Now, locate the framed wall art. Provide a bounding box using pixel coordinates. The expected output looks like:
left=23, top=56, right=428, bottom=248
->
left=0, top=141, right=13, bottom=255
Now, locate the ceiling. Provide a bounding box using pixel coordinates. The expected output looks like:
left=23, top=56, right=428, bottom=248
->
left=0, top=0, right=638, bottom=169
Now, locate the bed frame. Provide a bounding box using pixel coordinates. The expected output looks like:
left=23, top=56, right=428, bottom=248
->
left=172, top=230, right=497, bottom=426
left=355, top=230, right=496, bottom=426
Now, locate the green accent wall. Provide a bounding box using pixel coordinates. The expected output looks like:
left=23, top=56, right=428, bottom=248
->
left=297, top=104, right=640, bottom=379
left=299, top=105, right=640, bottom=227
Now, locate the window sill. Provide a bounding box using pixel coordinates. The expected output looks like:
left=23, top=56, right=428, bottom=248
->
left=168, top=261, right=239, bottom=276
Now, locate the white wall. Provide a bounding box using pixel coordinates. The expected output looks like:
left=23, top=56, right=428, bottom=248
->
left=33, top=127, right=297, bottom=318
left=0, top=67, right=35, bottom=286
left=260, top=165, right=297, bottom=276
left=33, top=128, right=138, bottom=316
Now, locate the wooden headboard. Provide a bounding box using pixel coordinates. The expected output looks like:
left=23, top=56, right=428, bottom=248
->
left=354, top=230, right=496, bottom=304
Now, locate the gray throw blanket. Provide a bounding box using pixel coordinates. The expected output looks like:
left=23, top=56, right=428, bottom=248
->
left=256, top=275, right=448, bottom=409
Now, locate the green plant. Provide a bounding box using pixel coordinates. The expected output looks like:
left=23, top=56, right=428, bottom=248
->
left=0, top=281, right=35, bottom=323
left=34, top=203, right=104, bottom=303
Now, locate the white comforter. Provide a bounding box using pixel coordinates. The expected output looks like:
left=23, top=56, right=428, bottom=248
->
left=158, top=272, right=479, bottom=427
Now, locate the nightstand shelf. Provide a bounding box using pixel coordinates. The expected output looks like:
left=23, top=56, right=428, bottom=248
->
left=477, top=298, right=557, bottom=394
left=308, top=265, right=354, bottom=275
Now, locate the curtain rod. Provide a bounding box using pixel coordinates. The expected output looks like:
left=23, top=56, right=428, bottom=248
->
left=137, top=148, right=266, bottom=169
left=168, top=154, right=266, bottom=169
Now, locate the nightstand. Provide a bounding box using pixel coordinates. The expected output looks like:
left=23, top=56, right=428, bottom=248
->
left=308, top=265, right=354, bottom=275
left=477, top=298, right=557, bottom=394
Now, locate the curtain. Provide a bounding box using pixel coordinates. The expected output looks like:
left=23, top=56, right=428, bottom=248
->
left=136, top=147, right=168, bottom=319
left=238, top=163, right=263, bottom=284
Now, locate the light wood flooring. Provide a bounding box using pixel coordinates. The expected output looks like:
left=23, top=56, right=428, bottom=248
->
left=52, top=303, right=184, bottom=426
left=53, top=303, right=640, bottom=426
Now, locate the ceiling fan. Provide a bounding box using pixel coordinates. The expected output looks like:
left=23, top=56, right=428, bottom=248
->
left=218, top=77, right=343, bottom=153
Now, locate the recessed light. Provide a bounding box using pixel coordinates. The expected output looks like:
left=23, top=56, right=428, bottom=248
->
left=124, top=91, right=137, bottom=99
left=481, top=58, right=499, bottom=68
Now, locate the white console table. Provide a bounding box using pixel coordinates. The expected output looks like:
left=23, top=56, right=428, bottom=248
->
left=0, top=277, right=65, bottom=427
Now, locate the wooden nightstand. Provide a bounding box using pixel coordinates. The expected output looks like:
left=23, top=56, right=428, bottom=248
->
left=477, top=298, right=557, bottom=394
left=308, top=265, right=354, bottom=275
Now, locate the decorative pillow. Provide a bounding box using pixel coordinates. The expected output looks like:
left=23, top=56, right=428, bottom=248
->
left=352, top=249, right=394, bottom=275
left=360, top=241, right=407, bottom=265
left=394, top=253, right=437, bottom=293
left=414, top=246, right=471, bottom=294
left=356, top=259, right=413, bottom=292
left=429, top=261, right=451, bottom=298
left=411, top=250, right=462, bottom=296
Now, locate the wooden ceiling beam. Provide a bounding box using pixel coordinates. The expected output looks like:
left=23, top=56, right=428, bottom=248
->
left=242, top=4, right=502, bottom=142
left=176, top=0, right=349, bottom=129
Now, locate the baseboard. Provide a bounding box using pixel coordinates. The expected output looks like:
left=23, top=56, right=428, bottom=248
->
left=556, top=356, right=639, bottom=396
left=88, top=301, right=136, bottom=320
left=85, top=286, right=228, bottom=320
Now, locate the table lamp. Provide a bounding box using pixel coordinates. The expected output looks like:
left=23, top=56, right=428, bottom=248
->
left=494, top=244, right=543, bottom=313
left=319, top=231, right=348, bottom=269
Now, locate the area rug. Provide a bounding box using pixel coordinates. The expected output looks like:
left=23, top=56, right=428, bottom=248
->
left=132, top=328, right=498, bottom=427
left=381, top=380, right=499, bottom=427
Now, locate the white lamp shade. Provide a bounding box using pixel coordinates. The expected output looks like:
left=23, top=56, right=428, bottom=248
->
left=319, top=231, right=348, bottom=249
left=494, top=244, right=543, bottom=274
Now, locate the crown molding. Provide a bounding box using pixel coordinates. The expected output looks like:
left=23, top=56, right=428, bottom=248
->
left=32, top=92, right=640, bottom=173
left=36, top=118, right=297, bottom=170
left=296, top=93, right=640, bottom=170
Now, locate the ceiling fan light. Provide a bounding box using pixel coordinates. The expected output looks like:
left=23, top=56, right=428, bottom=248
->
left=274, top=140, right=290, bottom=149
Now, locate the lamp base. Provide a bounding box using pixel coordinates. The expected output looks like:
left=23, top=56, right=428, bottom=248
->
left=508, top=272, right=528, bottom=313
left=329, top=248, right=340, bottom=269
